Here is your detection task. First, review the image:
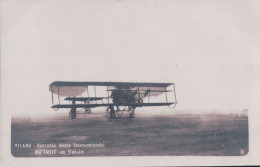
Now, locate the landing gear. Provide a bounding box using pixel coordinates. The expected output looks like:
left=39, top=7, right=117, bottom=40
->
left=69, top=109, right=76, bottom=120
left=84, top=108, right=92, bottom=114
left=69, top=100, right=77, bottom=120
left=106, top=105, right=135, bottom=121
left=128, top=106, right=135, bottom=120
left=128, top=107, right=135, bottom=120
left=110, top=108, right=116, bottom=121
left=129, top=112, right=135, bottom=120
left=106, top=105, right=116, bottom=121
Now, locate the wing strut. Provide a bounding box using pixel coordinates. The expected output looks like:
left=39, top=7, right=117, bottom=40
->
left=58, top=86, right=60, bottom=105
left=107, top=86, right=110, bottom=103
left=51, top=86, right=54, bottom=105
left=51, top=86, right=59, bottom=111
left=87, top=86, right=90, bottom=102
left=94, top=86, right=96, bottom=97
left=173, top=83, right=177, bottom=102
left=165, top=87, right=168, bottom=103
left=148, top=87, right=150, bottom=103
left=168, top=83, right=177, bottom=109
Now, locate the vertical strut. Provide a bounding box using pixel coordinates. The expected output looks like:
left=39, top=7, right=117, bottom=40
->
left=138, top=87, right=140, bottom=104
left=58, top=86, right=60, bottom=105
left=94, top=85, right=96, bottom=97
left=148, top=87, right=150, bottom=103
left=173, top=83, right=177, bottom=103
left=51, top=86, right=54, bottom=105
left=107, top=86, right=110, bottom=103
left=165, top=87, right=168, bottom=103
left=87, top=86, right=90, bottom=101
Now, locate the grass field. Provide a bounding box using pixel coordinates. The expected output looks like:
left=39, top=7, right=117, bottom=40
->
left=11, top=111, right=248, bottom=157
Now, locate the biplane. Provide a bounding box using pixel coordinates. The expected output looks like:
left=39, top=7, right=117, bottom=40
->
left=49, top=81, right=177, bottom=121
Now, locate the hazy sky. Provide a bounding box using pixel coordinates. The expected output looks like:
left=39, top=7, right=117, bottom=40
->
left=1, top=0, right=257, bottom=116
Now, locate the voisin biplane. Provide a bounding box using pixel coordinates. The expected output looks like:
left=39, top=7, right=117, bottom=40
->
left=49, top=81, right=177, bottom=121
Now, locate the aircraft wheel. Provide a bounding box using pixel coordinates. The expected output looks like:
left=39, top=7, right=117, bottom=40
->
left=129, top=112, right=135, bottom=120
left=129, top=107, right=135, bottom=120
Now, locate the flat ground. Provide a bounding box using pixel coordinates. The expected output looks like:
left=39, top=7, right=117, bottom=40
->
left=11, top=112, right=248, bottom=157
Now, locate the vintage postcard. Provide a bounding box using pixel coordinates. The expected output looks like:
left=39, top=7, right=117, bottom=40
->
left=1, top=0, right=260, bottom=166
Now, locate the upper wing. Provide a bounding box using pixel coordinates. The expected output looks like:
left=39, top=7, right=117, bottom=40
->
left=49, top=81, right=173, bottom=97
left=107, top=86, right=172, bottom=97
left=49, top=85, right=87, bottom=97
left=49, top=81, right=173, bottom=87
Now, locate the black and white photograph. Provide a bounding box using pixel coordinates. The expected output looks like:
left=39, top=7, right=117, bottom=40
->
left=11, top=81, right=249, bottom=157
left=1, top=0, right=260, bottom=166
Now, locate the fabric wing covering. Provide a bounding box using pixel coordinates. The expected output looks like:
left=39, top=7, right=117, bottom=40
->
left=131, top=87, right=166, bottom=96
left=140, top=87, right=166, bottom=96
left=108, top=86, right=167, bottom=97
left=49, top=86, right=87, bottom=97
